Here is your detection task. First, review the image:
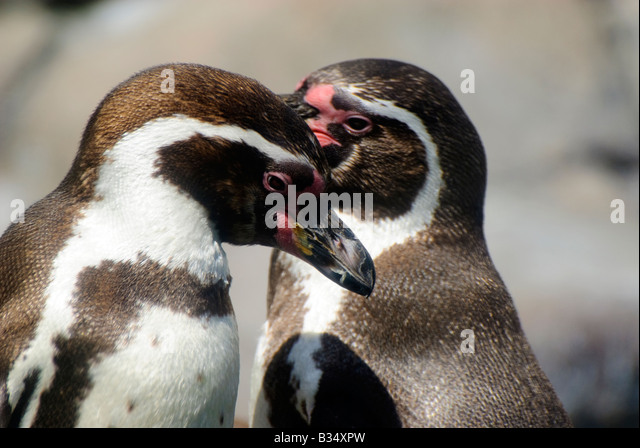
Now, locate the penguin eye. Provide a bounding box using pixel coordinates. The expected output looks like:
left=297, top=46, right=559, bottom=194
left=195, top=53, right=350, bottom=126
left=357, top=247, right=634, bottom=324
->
left=343, top=115, right=372, bottom=135
left=264, top=172, right=291, bottom=193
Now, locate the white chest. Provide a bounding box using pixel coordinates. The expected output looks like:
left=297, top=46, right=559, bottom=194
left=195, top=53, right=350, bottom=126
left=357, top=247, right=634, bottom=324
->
left=77, top=306, right=239, bottom=428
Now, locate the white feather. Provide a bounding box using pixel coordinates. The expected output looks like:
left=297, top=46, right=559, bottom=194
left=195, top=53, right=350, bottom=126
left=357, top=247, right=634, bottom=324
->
left=77, top=306, right=239, bottom=428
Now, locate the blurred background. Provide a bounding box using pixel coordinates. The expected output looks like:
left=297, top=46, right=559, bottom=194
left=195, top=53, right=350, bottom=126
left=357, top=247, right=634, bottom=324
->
left=0, top=0, right=637, bottom=428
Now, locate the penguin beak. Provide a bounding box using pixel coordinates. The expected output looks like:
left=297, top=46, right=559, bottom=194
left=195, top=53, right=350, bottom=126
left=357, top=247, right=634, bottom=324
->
left=295, top=219, right=375, bottom=297
left=280, top=93, right=318, bottom=119
left=274, top=212, right=375, bottom=297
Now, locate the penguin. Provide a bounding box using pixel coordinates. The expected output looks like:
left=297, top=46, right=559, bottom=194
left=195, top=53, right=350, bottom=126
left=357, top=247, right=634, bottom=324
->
left=0, top=63, right=374, bottom=428
left=249, top=59, right=572, bottom=428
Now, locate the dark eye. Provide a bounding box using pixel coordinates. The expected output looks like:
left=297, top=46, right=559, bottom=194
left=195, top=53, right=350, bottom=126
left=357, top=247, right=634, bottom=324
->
left=263, top=172, right=291, bottom=192
left=343, top=115, right=372, bottom=135
left=268, top=176, right=285, bottom=191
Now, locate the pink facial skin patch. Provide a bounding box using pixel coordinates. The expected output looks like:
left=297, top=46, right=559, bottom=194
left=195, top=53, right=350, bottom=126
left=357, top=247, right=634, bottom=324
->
left=273, top=168, right=325, bottom=256
left=303, top=84, right=350, bottom=147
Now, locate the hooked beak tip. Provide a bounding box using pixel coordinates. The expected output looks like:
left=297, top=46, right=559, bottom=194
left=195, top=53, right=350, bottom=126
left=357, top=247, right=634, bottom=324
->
left=296, top=224, right=376, bottom=297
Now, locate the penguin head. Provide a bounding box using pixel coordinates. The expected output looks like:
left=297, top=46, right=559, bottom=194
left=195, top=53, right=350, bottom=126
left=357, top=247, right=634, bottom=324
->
left=282, top=59, right=486, bottom=230
left=62, top=63, right=374, bottom=296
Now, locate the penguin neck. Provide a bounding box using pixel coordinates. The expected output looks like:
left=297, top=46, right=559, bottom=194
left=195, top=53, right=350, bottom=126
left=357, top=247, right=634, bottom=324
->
left=337, top=208, right=429, bottom=261
left=338, top=190, right=485, bottom=262
left=338, top=165, right=443, bottom=260
left=68, top=118, right=231, bottom=286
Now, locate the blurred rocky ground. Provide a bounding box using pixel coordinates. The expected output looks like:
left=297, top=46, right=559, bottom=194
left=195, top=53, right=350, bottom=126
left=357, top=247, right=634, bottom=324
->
left=0, top=0, right=637, bottom=427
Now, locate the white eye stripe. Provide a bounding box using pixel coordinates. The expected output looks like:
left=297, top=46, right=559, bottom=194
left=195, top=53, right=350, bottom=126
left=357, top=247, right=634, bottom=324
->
left=344, top=86, right=432, bottom=142
left=117, top=114, right=310, bottom=165
left=333, top=86, right=444, bottom=257
left=344, top=87, right=443, bottom=196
